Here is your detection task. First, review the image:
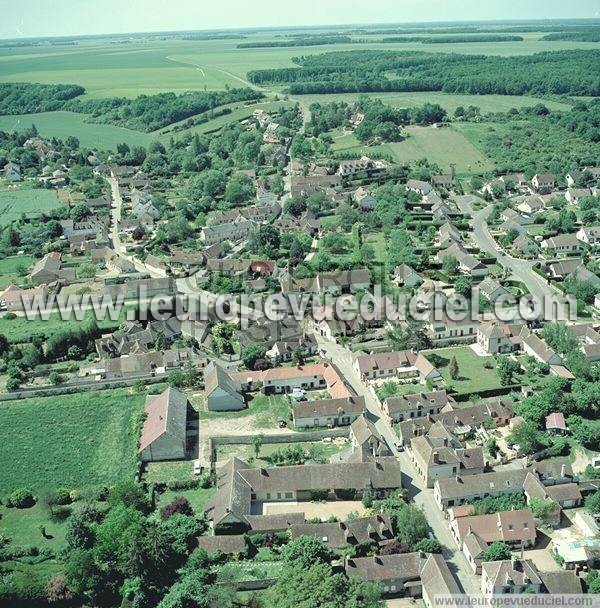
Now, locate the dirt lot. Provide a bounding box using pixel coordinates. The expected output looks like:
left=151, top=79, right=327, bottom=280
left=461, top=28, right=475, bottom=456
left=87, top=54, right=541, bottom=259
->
left=261, top=500, right=366, bottom=520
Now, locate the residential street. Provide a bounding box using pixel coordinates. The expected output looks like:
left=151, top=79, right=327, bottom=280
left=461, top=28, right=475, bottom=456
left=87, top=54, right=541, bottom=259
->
left=108, top=177, right=163, bottom=277
left=315, top=333, right=482, bottom=595
left=453, top=195, right=553, bottom=305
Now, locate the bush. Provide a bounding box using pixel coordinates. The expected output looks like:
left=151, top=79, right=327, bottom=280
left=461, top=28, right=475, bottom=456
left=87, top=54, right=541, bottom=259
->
left=6, top=488, right=36, bottom=509
left=160, top=496, right=194, bottom=521
left=166, top=479, right=200, bottom=491
left=310, top=489, right=329, bottom=501
left=46, top=488, right=72, bottom=507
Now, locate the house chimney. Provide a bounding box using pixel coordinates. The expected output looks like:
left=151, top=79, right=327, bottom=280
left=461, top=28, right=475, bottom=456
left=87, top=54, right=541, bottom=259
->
left=432, top=451, right=440, bottom=464
left=260, top=468, right=268, bottom=476
left=561, top=464, right=566, bottom=478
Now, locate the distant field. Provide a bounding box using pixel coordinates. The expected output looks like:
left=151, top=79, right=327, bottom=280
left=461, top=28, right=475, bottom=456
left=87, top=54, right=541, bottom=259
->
left=297, top=91, right=573, bottom=114
left=0, top=187, right=60, bottom=226
left=0, top=389, right=145, bottom=493
left=331, top=125, right=493, bottom=173
left=0, top=111, right=152, bottom=149
left=0, top=35, right=598, bottom=98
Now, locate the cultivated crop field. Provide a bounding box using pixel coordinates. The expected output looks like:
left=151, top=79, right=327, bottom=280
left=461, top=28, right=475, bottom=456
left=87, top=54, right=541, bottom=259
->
left=0, top=187, right=60, bottom=226
left=0, top=34, right=598, bottom=99
left=0, top=389, right=146, bottom=493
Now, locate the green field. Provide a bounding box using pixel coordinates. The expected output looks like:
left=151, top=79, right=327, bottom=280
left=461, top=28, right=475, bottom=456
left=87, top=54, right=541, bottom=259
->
left=298, top=91, right=573, bottom=114
left=0, top=388, right=145, bottom=493
left=0, top=187, right=60, bottom=226
left=423, top=346, right=503, bottom=395
left=0, top=111, right=153, bottom=149
left=0, top=255, right=36, bottom=289
left=331, top=125, right=493, bottom=173
left=0, top=35, right=598, bottom=98
left=0, top=307, right=129, bottom=343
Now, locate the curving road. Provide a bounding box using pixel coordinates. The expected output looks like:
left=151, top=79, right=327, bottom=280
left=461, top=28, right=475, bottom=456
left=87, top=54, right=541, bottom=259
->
left=453, top=195, right=551, bottom=304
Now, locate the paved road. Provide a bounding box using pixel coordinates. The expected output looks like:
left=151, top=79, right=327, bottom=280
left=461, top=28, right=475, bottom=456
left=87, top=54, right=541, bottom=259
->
left=108, top=177, right=163, bottom=278
left=315, top=333, right=481, bottom=595
left=454, top=195, right=552, bottom=304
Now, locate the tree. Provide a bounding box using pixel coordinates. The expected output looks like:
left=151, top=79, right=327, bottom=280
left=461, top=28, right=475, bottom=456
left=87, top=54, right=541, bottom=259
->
left=252, top=433, right=264, bottom=459
left=585, top=490, right=600, bottom=515
left=454, top=276, right=472, bottom=297
left=496, top=356, right=520, bottom=385
left=160, top=497, right=194, bottom=521
left=588, top=570, right=600, bottom=594
left=481, top=541, right=512, bottom=562
left=449, top=356, right=459, bottom=380
left=395, top=505, right=429, bottom=548
left=413, top=538, right=443, bottom=553
left=281, top=536, right=333, bottom=569
left=529, top=497, right=555, bottom=521
left=507, top=420, right=546, bottom=455
left=241, top=343, right=268, bottom=371
left=6, top=487, right=36, bottom=508
left=442, top=255, right=459, bottom=275
left=160, top=513, right=205, bottom=555
left=107, top=482, right=150, bottom=513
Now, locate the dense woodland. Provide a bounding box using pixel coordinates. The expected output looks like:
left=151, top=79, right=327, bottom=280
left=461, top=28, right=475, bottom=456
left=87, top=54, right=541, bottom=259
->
left=237, top=35, right=352, bottom=48
left=0, top=83, right=85, bottom=115
left=541, top=31, right=600, bottom=42
left=381, top=35, right=524, bottom=43
left=247, top=49, right=600, bottom=96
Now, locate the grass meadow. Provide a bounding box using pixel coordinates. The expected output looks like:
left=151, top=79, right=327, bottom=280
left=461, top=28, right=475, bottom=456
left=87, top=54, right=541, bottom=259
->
left=0, top=111, right=153, bottom=149
left=0, top=389, right=146, bottom=493
left=330, top=125, right=493, bottom=173
left=0, top=187, right=60, bottom=226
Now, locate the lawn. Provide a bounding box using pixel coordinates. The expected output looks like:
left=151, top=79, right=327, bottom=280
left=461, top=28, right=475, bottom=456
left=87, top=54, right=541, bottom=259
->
left=198, top=393, right=291, bottom=429
left=0, top=388, right=146, bottom=493
left=330, top=125, right=493, bottom=173
left=0, top=501, right=68, bottom=553
left=0, top=111, right=152, bottom=150
left=0, top=254, right=36, bottom=289
left=0, top=187, right=60, bottom=226
left=144, top=460, right=195, bottom=484
left=155, top=486, right=217, bottom=515
left=364, top=232, right=387, bottom=264
left=215, top=440, right=346, bottom=466
left=422, top=345, right=503, bottom=395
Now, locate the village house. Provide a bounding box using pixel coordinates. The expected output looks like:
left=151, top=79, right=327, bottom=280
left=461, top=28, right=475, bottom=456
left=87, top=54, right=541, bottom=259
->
left=352, top=186, right=376, bottom=210
left=266, top=335, right=318, bottom=364
left=354, top=350, right=442, bottom=385
left=290, top=173, right=341, bottom=198
left=138, top=388, right=188, bottom=462
left=383, top=390, right=455, bottom=423
left=406, top=179, right=433, bottom=196
left=337, top=156, right=385, bottom=179
left=481, top=559, right=542, bottom=595
left=345, top=553, right=424, bottom=598
left=205, top=457, right=401, bottom=533
left=290, top=514, right=394, bottom=550
left=204, top=362, right=245, bottom=411
left=201, top=216, right=256, bottom=246
left=30, top=252, right=73, bottom=285
left=438, top=222, right=462, bottom=247
left=576, top=225, right=600, bottom=246
left=546, top=258, right=585, bottom=280
left=451, top=509, right=536, bottom=555
left=397, top=399, right=514, bottom=447
left=393, top=264, right=424, bottom=288
left=541, top=234, right=582, bottom=256
left=515, top=195, right=543, bottom=215
left=3, top=161, right=21, bottom=181
left=531, top=173, right=556, bottom=192
left=566, top=166, right=600, bottom=187
left=431, top=174, right=453, bottom=190
left=292, top=395, right=365, bottom=429
left=426, top=315, right=479, bottom=345
left=512, top=233, right=539, bottom=258
left=434, top=469, right=529, bottom=510
left=565, top=187, right=591, bottom=205
left=0, top=284, right=48, bottom=312
left=349, top=414, right=392, bottom=460
left=476, top=322, right=523, bottom=355
left=409, top=424, right=485, bottom=488
left=477, top=278, right=509, bottom=302
left=280, top=268, right=371, bottom=296
left=500, top=208, right=533, bottom=226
